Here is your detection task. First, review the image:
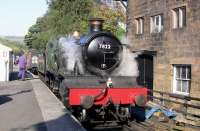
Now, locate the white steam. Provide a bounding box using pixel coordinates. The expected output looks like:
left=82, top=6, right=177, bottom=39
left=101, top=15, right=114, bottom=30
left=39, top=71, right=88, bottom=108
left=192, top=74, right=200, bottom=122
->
left=56, top=35, right=139, bottom=77
left=111, top=36, right=140, bottom=77
left=58, top=36, right=84, bottom=74
left=112, top=46, right=139, bottom=76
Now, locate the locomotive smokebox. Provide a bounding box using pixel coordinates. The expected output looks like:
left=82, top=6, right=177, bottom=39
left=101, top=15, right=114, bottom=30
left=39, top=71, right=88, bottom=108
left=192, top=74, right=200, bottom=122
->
left=89, top=18, right=104, bottom=32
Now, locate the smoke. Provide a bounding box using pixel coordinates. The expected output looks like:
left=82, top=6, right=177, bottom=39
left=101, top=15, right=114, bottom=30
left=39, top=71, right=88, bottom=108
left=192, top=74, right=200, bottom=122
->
left=111, top=36, right=140, bottom=77
left=54, top=35, right=139, bottom=77
left=58, top=35, right=84, bottom=74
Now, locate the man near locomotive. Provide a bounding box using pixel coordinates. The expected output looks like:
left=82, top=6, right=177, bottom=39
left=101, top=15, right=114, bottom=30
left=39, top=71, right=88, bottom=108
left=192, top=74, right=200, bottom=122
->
left=16, top=51, right=27, bottom=80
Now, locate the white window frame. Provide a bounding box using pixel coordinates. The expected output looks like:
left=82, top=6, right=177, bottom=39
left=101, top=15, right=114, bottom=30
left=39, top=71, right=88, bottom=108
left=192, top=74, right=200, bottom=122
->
left=172, top=6, right=186, bottom=29
left=173, top=65, right=191, bottom=95
left=135, top=17, right=144, bottom=35
left=150, top=14, right=163, bottom=33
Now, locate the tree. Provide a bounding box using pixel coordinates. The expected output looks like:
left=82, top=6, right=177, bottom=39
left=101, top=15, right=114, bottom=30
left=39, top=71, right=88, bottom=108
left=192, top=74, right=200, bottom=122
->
left=24, top=0, right=126, bottom=50
left=0, top=38, right=27, bottom=55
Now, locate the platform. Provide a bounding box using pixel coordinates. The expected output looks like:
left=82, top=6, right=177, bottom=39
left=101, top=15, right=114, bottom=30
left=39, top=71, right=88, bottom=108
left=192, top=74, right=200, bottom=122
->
left=0, top=79, right=86, bottom=131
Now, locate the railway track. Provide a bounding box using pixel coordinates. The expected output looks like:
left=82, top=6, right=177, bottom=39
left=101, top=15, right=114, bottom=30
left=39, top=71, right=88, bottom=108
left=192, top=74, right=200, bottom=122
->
left=123, top=120, right=157, bottom=131
left=124, top=124, right=149, bottom=131
left=85, top=121, right=151, bottom=131
left=124, top=117, right=200, bottom=131
left=38, top=74, right=200, bottom=131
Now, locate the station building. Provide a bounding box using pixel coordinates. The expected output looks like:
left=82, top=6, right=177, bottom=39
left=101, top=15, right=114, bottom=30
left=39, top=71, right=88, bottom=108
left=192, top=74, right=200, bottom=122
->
left=0, top=43, right=13, bottom=81
left=127, top=0, right=200, bottom=116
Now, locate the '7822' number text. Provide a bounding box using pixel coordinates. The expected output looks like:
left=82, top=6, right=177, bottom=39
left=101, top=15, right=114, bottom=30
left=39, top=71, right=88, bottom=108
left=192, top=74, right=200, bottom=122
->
left=99, top=44, right=111, bottom=49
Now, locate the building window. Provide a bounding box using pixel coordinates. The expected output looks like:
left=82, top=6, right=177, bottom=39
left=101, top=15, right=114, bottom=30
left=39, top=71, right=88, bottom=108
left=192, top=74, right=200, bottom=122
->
left=172, top=6, right=186, bottom=29
left=173, top=65, right=191, bottom=95
left=150, top=14, right=163, bottom=33
left=135, top=17, right=144, bottom=34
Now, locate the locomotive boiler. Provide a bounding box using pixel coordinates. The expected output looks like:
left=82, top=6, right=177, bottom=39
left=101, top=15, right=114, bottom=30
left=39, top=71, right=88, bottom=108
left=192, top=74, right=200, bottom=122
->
left=38, top=18, right=147, bottom=124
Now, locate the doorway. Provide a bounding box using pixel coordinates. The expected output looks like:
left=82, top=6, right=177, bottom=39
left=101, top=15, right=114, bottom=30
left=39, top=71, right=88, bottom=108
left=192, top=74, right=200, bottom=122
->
left=137, top=54, right=154, bottom=97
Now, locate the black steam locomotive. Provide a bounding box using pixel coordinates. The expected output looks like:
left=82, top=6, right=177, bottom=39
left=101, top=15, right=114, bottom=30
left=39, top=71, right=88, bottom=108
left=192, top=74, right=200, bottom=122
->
left=38, top=18, right=147, bottom=124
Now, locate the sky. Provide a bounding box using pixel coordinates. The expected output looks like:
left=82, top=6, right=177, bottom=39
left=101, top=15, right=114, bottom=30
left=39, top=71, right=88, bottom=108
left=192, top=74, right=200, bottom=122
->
left=0, top=0, right=48, bottom=36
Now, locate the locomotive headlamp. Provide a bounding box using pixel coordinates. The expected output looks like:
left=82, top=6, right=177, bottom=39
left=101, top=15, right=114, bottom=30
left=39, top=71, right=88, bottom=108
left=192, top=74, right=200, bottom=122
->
left=106, top=77, right=113, bottom=88
left=73, top=31, right=79, bottom=38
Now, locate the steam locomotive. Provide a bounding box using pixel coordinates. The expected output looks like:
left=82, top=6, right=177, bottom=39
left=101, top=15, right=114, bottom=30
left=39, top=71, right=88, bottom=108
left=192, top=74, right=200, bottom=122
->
left=38, top=18, right=147, bottom=124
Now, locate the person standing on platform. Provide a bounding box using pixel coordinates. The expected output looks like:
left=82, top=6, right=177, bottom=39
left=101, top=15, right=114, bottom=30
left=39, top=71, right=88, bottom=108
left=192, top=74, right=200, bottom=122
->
left=17, top=51, right=27, bottom=80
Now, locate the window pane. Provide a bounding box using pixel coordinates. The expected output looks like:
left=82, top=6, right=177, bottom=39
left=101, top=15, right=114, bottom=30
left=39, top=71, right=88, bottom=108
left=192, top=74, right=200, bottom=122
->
left=173, top=65, right=191, bottom=94
left=156, top=16, right=159, bottom=25
left=176, top=80, right=181, bottom=92
left=181, top=7, right=186, bottom=27
left=150, top=17, right=153, bottom=33
left=181, top=67, right=186, bottom=79
left=158, top=15, right=163, bottom=32
left=135, top=18, right=144, bottom=34
left=140, top=18, right=143, bottom=34
left=172, top=9, right=178, bottom=28
left=135, top=19, right=139, bottom=34
left=176, top=67, right=181, bottom=78
left=173, top=6, right=186, bottom=28
left=151, top=15, right=163, bottom=33
left=175, top=9, right=179, bottom=28
left=182, top=80, right=189, bottom=93
left=179, top=8, right=183, bottom=28
left=161, top=15, right=164, bottom=26
left=187, top=67, right=191, bottom=79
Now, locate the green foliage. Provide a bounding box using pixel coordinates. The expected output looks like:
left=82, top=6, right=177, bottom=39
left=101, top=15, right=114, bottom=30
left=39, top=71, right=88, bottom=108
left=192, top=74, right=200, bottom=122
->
left=25, top=0, right=126, bottom=50
left=0, top=38, right=27, bottom=55
left=115, top=27, right=126, bottom=39
left=91, top=4, right=125, bottom=33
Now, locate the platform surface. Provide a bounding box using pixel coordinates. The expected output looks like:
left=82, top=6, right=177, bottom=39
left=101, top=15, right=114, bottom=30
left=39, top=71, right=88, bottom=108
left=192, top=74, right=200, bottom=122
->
left=0, top=79, right=86, bottom=131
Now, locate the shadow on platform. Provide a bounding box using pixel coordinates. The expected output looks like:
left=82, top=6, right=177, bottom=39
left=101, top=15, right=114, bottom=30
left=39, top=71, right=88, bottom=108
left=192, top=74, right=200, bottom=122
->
left=0, top=95, right=12, bottom=105
left=9, top=107, right=145, bottom=131
left=10, top=113, right=86, bottom=131
left=9, top=71, right=33, bottom=81
left=0, top=89, right=32, bottom=105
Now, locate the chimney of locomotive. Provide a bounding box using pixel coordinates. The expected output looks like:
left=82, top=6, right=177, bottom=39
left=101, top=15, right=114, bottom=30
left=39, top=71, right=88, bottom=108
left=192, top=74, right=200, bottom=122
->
left=89, top=18, right=104, bottom=32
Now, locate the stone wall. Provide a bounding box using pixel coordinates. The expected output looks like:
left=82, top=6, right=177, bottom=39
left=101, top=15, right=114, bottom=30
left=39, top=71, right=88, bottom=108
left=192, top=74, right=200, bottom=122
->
left=127, top=0, right=200, bottom=117
left=127, top=0, right=200, bottom=95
